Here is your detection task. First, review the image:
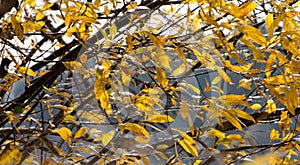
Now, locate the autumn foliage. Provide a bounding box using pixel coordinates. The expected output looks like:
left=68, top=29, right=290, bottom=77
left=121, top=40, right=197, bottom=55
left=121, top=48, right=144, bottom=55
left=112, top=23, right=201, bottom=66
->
left=0, top=0, right=300, bottom=164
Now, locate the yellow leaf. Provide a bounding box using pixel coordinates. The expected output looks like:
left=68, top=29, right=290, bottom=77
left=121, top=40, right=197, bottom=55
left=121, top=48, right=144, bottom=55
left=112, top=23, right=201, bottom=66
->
left=185, top=83, right=200, bottom=94
left=74, top=127, right=89, bottom=139
left=36, top=11, right=45, bottom=21
left=65, top=12, right=71, bottom=27
left=212, top=76, right=221, bottom=85
left=178, top=139, right=198, bottom=157
left=218, top=94, right=248, bottom=106
left=270, top=129, right=280, bottom=141
left=104, top=5, right=110, bottom=15
left=145, top=31, right=163, bottom=48
left=208, top=128, right=225, bottom=139
left=109, top=24, right=117, bottom=38
left=172, top=63, right=187, bottom=76
left=266, top=99, right=276, bottom=114
left=180, top=101, right=190, bottom=120
left=285, top=84, right=297, bottom=115
left=17, top=66, right=36, bottom=76
left=94, top=78, right=110, bottom=110
left=11, top=16, right=24, bottom=41
left=94, top=0, right=101, bottom=8
left=63, top=61, right=76, bottom=70
left=176, top=129, right=197, bottom=146
left=238, top=79, right=251, bottom=90
left=283, top=132, right=293, bottom=141
left=156, top=67, right=168, bottom=87
left=225, top=60, right=252, bottom=73
left=226, top=134, right=245, bottom=142
left=217, top=68, right=231, bottom=83
left=192, top=15, right=200, bottom=31
left=156, top=144, right=169, bottom=150
left=251, top=103, right=262, bottom=110
left=26, top=0, right=36, bottom=8
left=243, top=25, right=266, bottom=46
left=158, top=54, right=171, bottom=70
left=232, top=109, right=255, bottom=123
left=266, top=13, right=273, bottom=32
left=102, top=130, right=115, bottom=146
left=193, top=160, right=202, bottom=165
left=239, top=1, right=256, bottom=16
left=54, top=127, right=72, bottom=144
left=268, top=13, right=285, bottom=38
left=265, top=53, right=276, bottom=77
left=222, top=110, right=243, bottom=131
left=119, top=122, right=150, bottom=137
left=147, top=115, right=174, bottom=123
left=0, top=143, right=22, bottom=165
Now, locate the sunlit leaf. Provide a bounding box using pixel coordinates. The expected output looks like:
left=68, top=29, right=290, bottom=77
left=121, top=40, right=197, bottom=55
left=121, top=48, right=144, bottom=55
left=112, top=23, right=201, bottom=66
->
left=54, top=127, right=73, bottom=144
left=109, top=24, right=117, bottom=38
left=222, top=110, right=243, bottom=131
left=156, top=67, right=168, bottom=87
left=232, top=109, right=255, bottom=123
left=193, top=159, right=202, bottom=165
left=74, top=127, right=89, bottom=139
left=178, top=139, right=198, bottom=157
left=94, top=78, right=110, bottom=110
left=239, top=1, right=257, bottom=16
left=208, top=128, right=225, bottom=139
left=212, top=76, right=221, bottom=85
left=265, top=53, right=276, bottom=77
left=0, top=143, right=22, bottom=165
left=26, top=0, right=36, bottom=8
left=147, top=115, right=174, bottom=123
left=226, top=134, right=245, bottom=142
left=102, top=130, right=115, bottom=146
left=238, top=79, right=251, bottom=90
left=266, top=99, right=276, bottom=114
left=119, top=122, right=150, bottom=137
left=270, top=129, right=280, bottom=141
left=11, top=16, right=24, bottom=41
left=180, top=101, right=190, bottom=120
left=217, top=68, right=232, bottom=83
left=145, top=31, right=163, bottom=48
left=266, top=13, right=273, bottom=33
left=251, top=103, right=262, bottom=110
left=17, top=66, right=36, bottom=76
